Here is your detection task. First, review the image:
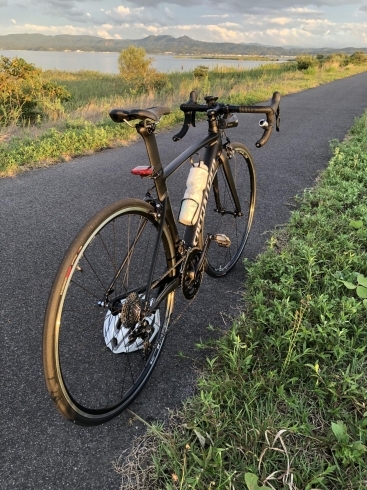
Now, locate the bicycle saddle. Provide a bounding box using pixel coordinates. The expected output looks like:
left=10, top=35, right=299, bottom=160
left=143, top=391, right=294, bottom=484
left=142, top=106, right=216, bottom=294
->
left=109, top=106, right=171, bottom=123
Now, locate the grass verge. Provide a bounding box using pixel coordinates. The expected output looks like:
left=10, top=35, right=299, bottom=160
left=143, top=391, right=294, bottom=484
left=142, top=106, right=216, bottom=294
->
left=0, top=111, right=185, bottom=175
left=1, top=61, right=367, bottom=176
left=115, top=110, right=367, bottom=489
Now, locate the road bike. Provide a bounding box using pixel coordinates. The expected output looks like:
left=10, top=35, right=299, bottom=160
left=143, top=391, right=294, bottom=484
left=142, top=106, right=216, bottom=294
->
left=43, top=90, right=280, bottom=425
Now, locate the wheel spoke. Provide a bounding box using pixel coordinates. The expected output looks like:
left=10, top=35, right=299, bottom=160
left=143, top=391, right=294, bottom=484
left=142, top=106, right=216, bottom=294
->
left=205, top=144, right=256, bottom=277
left=43, top=200, right=175, bottom=425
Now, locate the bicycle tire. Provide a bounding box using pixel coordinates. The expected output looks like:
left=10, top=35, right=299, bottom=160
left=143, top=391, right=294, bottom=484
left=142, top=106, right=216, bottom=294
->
left=205, top=142, right=256, bottom=277
left=43, top=198, right=176, bottom=425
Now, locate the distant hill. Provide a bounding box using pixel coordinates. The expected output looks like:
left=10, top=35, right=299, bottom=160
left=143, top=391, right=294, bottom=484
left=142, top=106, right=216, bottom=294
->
left=0, top=33, right=366, bottom=57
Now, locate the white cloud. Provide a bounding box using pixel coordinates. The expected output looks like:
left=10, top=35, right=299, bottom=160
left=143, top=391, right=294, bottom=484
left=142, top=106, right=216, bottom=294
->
left=124, top=0, right=361, bottom=13
left=110, top=4, right=146, bottom=22
left=15, top=23, right=89, bottom=34
left=201, top=14, right=230, bottom=18
left=206, top=24, right=245, bottom=42
left=218, top=22, right=240, bottom=27
left=96, top=29, right=112, bottom=38
left=10, top=23, right=114, bottom=38
left=286, top=7, right=323, bottom=14
left=1, top=0, right=367, bottom=48
left=133, top=23, right=159, bottom=34
left=270, top=17, right=292, bottom=25
left=115, top=5, right=131, bottom=17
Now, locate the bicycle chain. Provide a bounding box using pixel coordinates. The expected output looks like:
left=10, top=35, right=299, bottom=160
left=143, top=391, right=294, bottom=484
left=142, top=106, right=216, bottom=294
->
left=149, top=250, right=203, bottom=328
left=170, top=287, right=201, bottom=327
left=150, top=254, right=185, bottom=290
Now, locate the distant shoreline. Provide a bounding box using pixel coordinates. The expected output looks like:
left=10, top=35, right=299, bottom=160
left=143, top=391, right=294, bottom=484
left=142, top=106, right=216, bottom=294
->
left=1, top=33, right=366, bottom=57
left=0, top=50, right=280, bottom=74
left=0, top=49, right=296, bottom=66
left=175, top=55, right=294, bottom=61
left=0, top=49, right=288, bottom=61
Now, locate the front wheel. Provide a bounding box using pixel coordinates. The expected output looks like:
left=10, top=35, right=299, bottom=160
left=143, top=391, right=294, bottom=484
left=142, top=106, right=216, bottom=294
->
left=43, top=199, right=176, bottom=425
left=205, top=143, right=256, bottom=277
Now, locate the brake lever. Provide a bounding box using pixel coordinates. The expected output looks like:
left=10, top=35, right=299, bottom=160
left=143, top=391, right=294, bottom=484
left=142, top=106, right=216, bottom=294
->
left=172, top=90, right=198, bottom=141
left=275, top=106, right=280, bottom=132
left=191, top=110, right=196, bottom=128
left=172, top=112, right=192, bottom=141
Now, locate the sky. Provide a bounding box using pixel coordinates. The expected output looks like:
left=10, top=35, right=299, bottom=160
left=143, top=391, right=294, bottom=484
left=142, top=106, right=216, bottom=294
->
left=0, top=0, right=367, bottom=48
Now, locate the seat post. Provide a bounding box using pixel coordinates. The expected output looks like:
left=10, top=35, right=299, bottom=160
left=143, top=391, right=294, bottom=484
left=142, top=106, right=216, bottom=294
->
left=136, top=123, right=163, bottom=174
left=136, top=122, right=169, bottom=204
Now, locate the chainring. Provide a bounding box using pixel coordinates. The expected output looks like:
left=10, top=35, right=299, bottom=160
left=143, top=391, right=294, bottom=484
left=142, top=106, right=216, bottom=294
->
left=181, top=247, right=204, bottom=300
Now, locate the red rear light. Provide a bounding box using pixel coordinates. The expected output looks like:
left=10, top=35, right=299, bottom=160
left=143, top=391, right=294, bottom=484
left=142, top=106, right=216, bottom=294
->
left=131, top=166, right=153, bottom=176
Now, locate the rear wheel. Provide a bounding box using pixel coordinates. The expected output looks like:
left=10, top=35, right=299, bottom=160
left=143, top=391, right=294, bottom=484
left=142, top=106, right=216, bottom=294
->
left=43, top=199, right=176, bottom=425
left=205, top=143, right=256, bottom=277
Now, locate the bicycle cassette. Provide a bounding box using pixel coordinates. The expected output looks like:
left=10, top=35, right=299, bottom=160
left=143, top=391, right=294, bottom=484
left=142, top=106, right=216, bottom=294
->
left=103, top=293, right=159, bottom=354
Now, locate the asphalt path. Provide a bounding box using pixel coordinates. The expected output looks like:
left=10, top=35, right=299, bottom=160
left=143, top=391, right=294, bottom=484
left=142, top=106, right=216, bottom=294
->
left=1, top=72, right=367, bottom=489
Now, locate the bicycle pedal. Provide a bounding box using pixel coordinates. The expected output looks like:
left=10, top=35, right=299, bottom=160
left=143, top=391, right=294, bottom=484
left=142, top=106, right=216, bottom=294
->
left=213, top=234, right=231, bottom=248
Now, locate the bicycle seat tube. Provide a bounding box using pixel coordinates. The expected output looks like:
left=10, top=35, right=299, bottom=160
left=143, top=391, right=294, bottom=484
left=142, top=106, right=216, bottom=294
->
left=136, top=122, right=167, bottom=199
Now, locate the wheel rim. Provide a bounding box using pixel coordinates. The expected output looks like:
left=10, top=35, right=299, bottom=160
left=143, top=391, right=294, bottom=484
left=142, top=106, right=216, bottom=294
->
left=205, top=145, right=255, bottom=276
left=54, top=205, right=175, bottom=418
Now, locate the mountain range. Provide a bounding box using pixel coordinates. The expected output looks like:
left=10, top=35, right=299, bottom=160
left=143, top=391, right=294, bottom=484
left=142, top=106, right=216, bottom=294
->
left=0, top=33, right=366, bottom=57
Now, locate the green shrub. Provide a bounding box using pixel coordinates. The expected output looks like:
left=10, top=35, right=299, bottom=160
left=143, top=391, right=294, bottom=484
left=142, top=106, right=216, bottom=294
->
left=350, top=51, right=367, bottom=65
left=0, top=56, right=71, bottom=126
left=324, top=53, right=350, bottom=67
left=193, top=65, right=209, bottom=78
left=295, top=55, right=317, bottom=70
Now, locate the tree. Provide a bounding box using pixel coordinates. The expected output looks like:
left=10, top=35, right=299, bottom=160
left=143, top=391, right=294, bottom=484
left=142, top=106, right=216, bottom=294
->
left=118, top=45, right=153, bottom=85
left=117, top=45, right=171, bottom=94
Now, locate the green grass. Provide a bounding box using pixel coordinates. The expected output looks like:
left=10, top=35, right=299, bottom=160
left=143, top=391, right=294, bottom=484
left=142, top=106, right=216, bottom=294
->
left=116, top=111, right=367, bottom=489
left=1, top=60, right=367, bottom=176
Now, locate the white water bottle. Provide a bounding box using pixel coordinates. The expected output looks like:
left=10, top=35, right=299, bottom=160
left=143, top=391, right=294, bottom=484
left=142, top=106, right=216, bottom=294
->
left=179, top=161, right=208, bottom=226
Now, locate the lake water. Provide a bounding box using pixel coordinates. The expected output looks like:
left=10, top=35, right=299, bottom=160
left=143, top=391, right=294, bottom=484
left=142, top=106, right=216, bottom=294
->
left=0, top=50, right=281, bottom=74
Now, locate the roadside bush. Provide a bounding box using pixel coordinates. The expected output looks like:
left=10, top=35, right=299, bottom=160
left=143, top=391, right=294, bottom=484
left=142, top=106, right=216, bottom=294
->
left=145, top=69, right=172, bottom=94
left=193, top=65, right=209, bottom=78
left=324, top=52, right=350, bottom=66
left=295, top=55, right=317, bottom=70
left=0, top=56, right=71, bottom=126
left=350, top=51, right=367, bottom=65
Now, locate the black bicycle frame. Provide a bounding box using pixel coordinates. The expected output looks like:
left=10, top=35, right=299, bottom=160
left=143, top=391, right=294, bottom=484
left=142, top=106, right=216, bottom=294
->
left=109, top=116, right=242, bottom=313
left=137, top=121, right=241, bottom=243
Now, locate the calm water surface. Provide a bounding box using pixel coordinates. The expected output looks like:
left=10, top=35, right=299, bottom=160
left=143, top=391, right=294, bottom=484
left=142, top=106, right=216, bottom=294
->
left=0, top=50, right=279, bottom=74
